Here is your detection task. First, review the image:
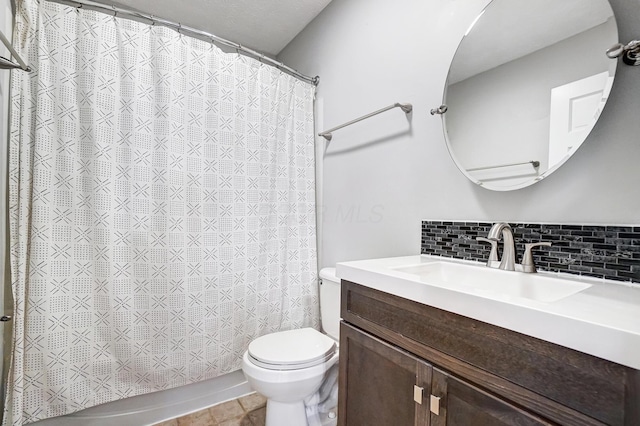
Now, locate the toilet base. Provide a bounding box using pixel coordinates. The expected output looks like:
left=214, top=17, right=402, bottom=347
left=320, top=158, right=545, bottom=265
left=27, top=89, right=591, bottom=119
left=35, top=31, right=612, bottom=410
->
left=265, top=399, right=308, bottom=426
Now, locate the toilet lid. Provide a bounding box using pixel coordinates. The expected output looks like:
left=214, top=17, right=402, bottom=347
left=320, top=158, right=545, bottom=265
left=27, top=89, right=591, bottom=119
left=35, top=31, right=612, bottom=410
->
left=248, top=328, right=337, bottom=371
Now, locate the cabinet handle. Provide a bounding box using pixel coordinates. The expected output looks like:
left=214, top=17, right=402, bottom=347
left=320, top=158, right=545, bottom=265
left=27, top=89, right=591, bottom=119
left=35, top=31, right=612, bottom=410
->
left=413, top=385, right=423, bottom=404
left=430, top=395, right=441, bottom=415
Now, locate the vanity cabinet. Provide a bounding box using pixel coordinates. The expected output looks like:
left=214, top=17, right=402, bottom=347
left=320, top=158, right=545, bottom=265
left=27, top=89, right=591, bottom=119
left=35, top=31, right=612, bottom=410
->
left=340, top=323, right=550, bottom=426
left=338, top=323, right=431, bottom=426
left=338, top=280, right=640, bottom=426
left=429, top=365, right=551, bottom=426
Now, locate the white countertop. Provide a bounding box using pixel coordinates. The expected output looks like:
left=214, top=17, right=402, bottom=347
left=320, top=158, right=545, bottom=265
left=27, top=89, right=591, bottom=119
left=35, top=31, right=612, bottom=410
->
left=336, top=255, right=640, bottom=370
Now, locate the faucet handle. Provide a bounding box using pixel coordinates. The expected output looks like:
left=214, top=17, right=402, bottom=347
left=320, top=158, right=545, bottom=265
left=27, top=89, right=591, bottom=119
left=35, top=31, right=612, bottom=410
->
left=476, top=237, right=499, bottom=267
left=521, top=242, right=552, bottom=273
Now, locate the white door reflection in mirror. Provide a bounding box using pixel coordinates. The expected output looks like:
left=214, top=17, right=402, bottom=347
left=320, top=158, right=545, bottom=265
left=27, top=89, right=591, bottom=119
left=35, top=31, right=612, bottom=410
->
left=549, top=72, right=614, bottom=167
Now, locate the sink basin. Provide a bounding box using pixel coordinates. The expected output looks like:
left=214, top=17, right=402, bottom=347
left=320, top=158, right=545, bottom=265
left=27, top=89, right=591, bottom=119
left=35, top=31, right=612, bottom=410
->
left=393, top=262, right=591, bottom=303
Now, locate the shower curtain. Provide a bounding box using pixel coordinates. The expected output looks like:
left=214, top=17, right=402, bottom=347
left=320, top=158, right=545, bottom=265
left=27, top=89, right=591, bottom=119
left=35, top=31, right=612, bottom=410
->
left=4, top=0, right=319, bottom=424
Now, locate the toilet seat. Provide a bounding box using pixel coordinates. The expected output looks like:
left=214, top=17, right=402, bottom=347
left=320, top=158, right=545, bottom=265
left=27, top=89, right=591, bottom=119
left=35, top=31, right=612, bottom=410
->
left=247, top=328, right=337, bottom=371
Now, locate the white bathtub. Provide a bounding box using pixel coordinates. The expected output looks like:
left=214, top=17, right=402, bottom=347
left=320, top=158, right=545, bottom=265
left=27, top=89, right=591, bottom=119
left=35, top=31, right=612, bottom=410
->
left=30, top=370, right=252, bottom=426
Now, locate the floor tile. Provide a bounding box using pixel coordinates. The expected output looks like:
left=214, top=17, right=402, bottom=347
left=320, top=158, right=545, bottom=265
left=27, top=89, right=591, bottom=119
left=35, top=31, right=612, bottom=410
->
left=153, top=420, right=179, bottom=426
left=160, top=392, right=269, bottom=426
left=237, top=393, right=267, bottom=412
left=217, top=414, right=253, bottom=426
left=209, top=399, right=245, bottom=423
left=176, top=408, right=216, bottom=426
left=247, top=407, right=266, bottom=426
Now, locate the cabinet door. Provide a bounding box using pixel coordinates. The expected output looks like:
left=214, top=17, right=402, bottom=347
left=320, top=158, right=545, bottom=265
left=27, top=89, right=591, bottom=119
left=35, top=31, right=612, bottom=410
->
left=339, top=323, right=432, bottom=426
left=430, top=368, right=554, bottom=426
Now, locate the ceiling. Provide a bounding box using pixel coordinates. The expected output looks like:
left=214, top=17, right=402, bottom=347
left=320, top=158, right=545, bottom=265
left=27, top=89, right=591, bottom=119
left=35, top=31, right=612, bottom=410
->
left=105, top=0, right=333, bottom=56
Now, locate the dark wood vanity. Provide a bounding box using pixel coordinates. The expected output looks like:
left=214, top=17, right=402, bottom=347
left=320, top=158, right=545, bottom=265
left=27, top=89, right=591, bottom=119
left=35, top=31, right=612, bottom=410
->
left=338, top=280, right=640, bottom=426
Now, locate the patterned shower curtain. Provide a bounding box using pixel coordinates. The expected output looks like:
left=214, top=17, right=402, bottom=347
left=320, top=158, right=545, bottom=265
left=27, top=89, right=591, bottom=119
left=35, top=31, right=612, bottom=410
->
left=3, top=0, right=319, bottom=423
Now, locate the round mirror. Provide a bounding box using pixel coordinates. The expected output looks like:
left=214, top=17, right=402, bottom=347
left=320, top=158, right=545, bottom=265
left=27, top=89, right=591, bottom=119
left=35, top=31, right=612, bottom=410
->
left=442, top=0, right=618, bottom=191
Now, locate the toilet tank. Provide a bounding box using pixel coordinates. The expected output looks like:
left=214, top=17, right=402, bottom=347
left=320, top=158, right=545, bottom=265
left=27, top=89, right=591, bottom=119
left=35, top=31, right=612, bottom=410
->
left=319, top=267, right=341, bottom=341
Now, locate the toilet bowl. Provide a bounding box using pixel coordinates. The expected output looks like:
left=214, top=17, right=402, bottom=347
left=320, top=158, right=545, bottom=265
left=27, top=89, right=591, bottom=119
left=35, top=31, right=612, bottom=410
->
left=241, top=268, right=341, bottom=426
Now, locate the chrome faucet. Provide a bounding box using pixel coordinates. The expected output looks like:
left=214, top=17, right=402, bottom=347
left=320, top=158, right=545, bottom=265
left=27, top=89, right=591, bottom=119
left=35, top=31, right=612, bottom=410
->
left=477, top=222, right=552, bottom=273
left=521, top=242, right=552, bottom=273
left=487, top=222, right=516, bottom=271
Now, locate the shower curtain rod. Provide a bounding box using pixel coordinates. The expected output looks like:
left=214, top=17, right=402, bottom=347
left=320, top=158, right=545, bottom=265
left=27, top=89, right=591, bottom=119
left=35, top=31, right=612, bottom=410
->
left=46, top=0, right=320, bottom=86
left=0, top=29, right=31, bottom=71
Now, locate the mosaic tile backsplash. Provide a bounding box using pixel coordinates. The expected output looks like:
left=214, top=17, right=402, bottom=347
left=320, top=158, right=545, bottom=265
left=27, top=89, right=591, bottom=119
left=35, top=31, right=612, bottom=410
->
left=421, top=221, right=640, bottom=285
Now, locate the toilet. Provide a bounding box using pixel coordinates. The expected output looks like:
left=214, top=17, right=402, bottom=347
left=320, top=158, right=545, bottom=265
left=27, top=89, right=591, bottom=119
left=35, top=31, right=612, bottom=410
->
left=241, top=267, right=341, bottom=426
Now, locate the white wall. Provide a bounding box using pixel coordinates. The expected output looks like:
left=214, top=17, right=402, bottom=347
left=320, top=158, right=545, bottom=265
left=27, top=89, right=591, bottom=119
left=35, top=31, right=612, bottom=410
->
left=278, top=0, right=640, bottom=268
left=0, top=1, right=11, bottom=253
left=0, top=0, right=12, bottom=410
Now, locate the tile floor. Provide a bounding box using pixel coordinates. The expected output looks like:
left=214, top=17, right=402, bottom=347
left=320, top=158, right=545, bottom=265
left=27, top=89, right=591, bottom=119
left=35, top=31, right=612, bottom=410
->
left=154, top=392, right=267, bottom=426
